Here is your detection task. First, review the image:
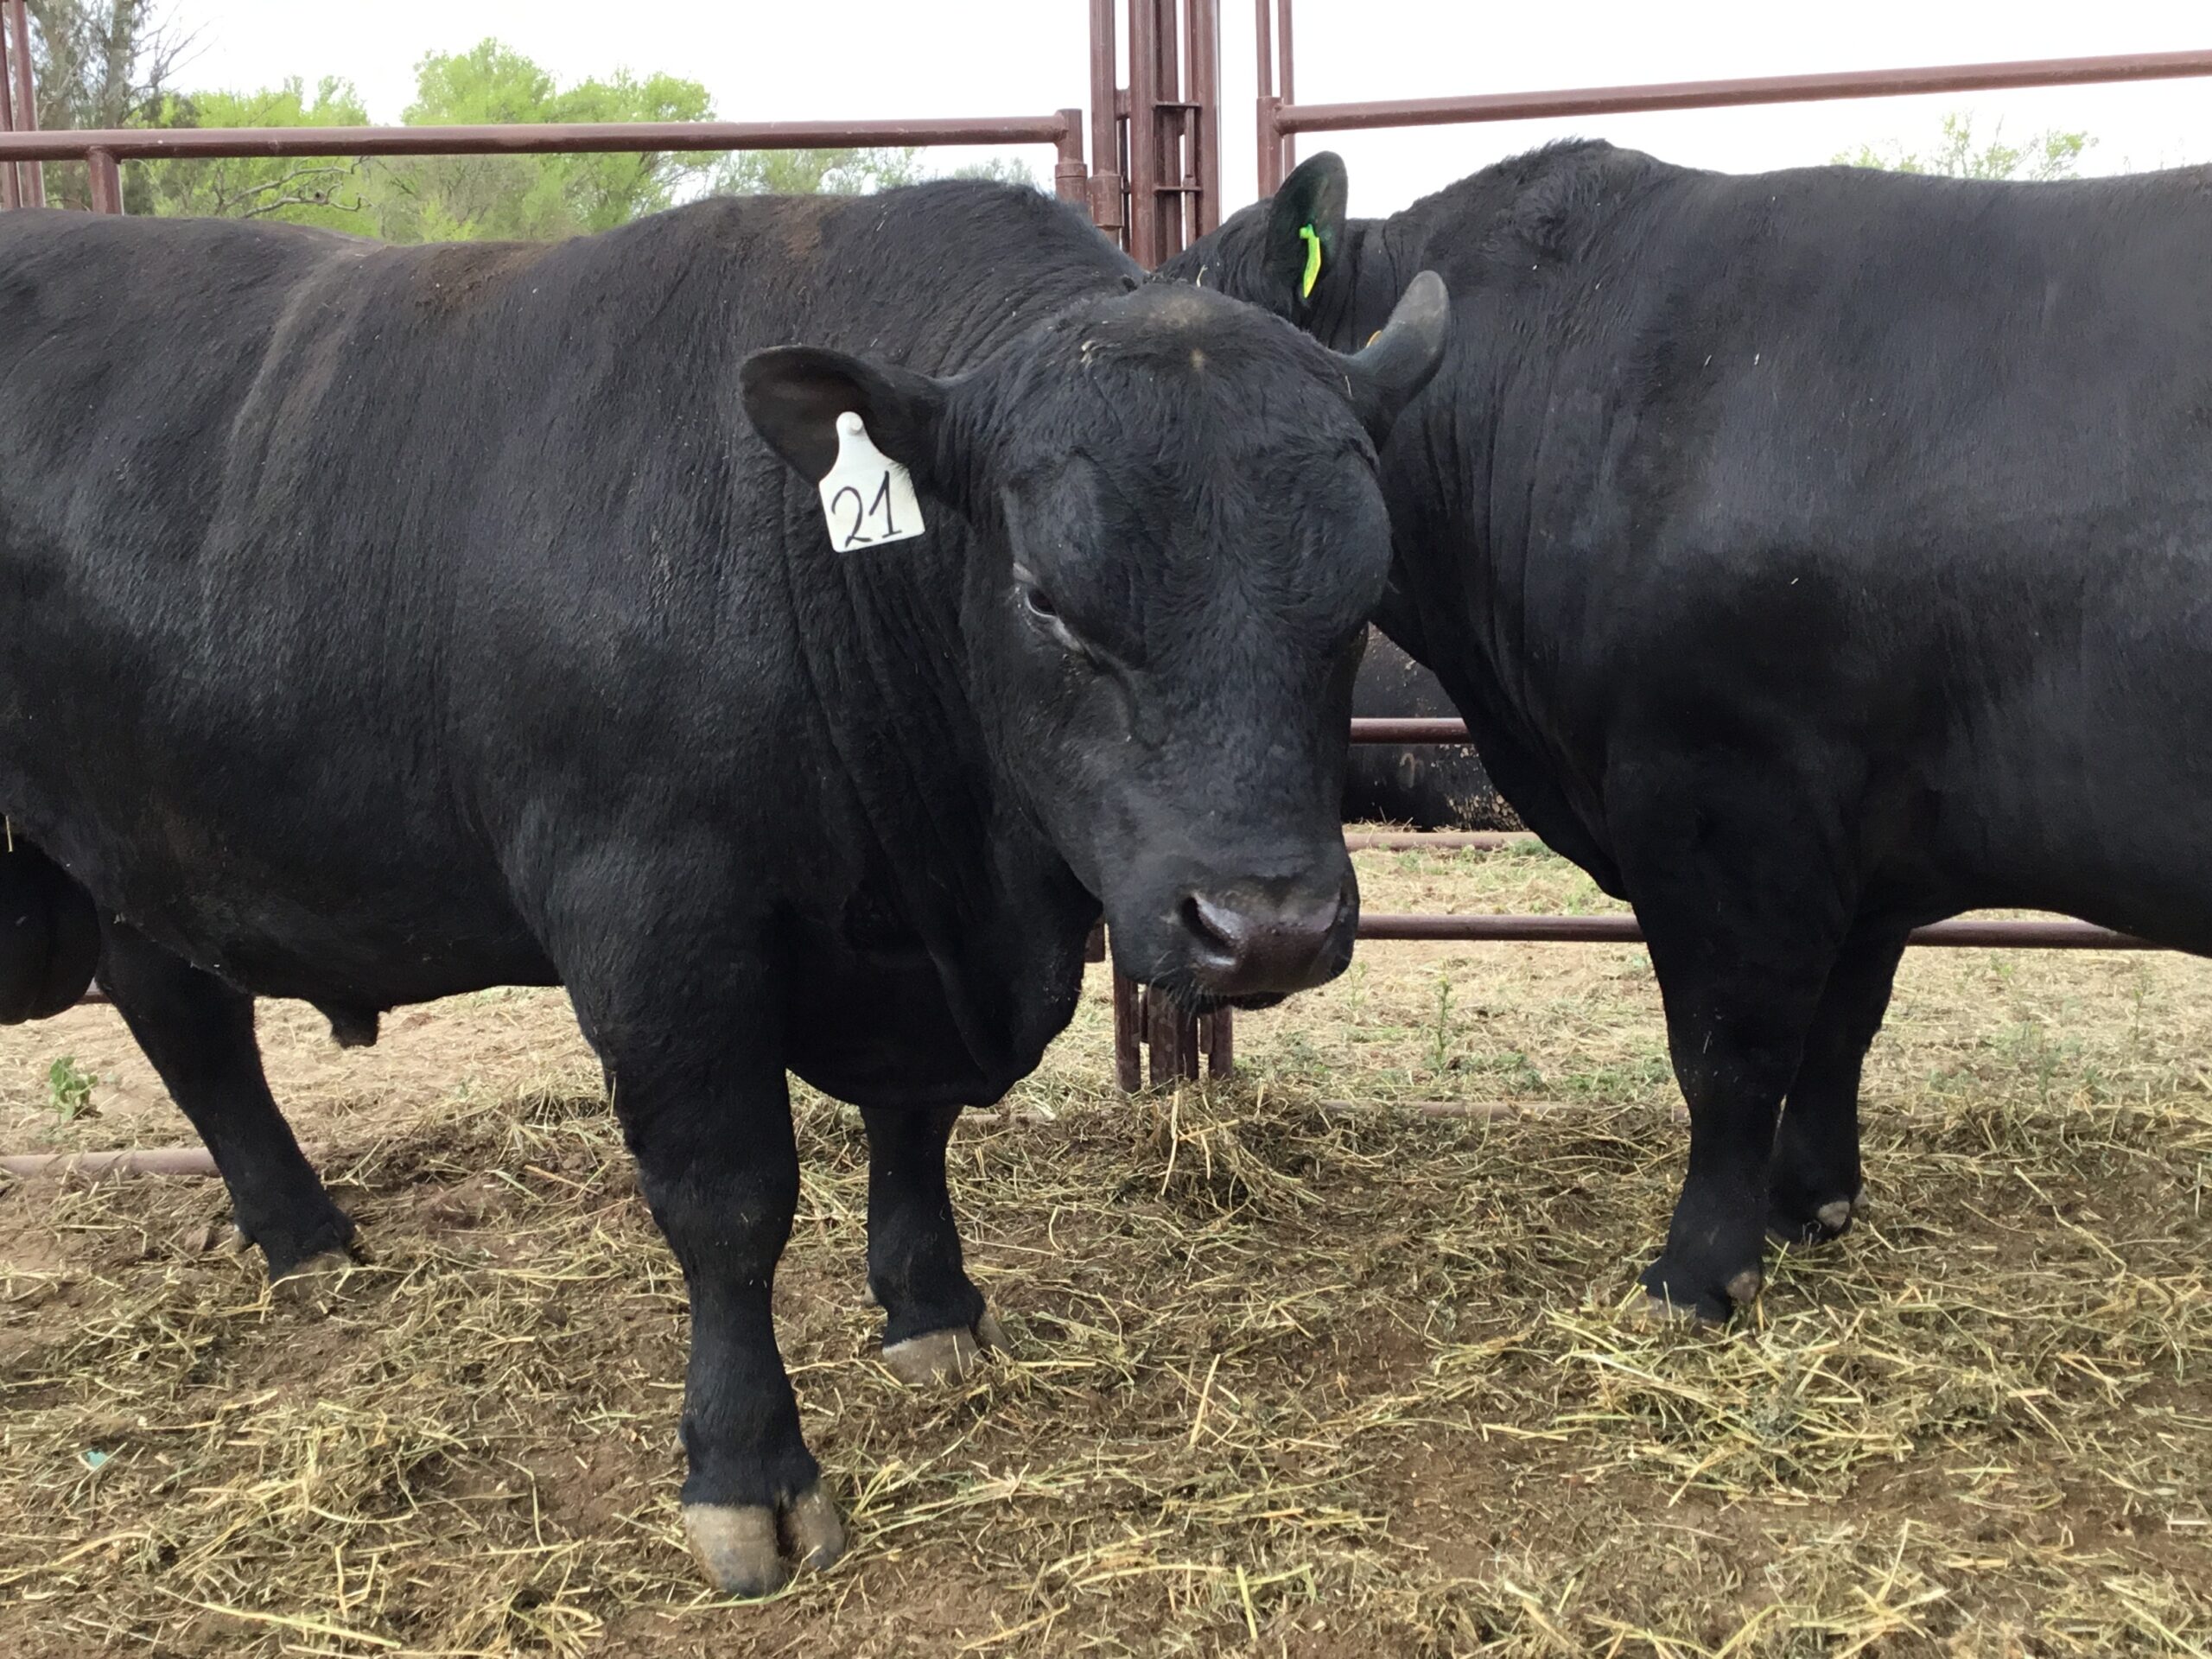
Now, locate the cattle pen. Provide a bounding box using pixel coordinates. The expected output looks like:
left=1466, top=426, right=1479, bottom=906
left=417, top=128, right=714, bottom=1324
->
left=6, top=5, right=2212, bottom=1656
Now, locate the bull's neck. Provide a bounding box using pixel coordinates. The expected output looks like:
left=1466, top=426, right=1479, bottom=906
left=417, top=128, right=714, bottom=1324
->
left=1324, top=213, right=1584, bottom=852
left=788, top=514, right=1090, bottom=1078
left=1306, top=216, right=1427, bottom=358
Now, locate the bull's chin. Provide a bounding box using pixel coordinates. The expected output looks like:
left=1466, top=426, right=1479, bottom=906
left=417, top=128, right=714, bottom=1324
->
left=1224, top=989, right=1292, bottom=1012
left=1134, top=984, right=1291, bottom=1015
left=1110, top=958, right=1340, bottom=1014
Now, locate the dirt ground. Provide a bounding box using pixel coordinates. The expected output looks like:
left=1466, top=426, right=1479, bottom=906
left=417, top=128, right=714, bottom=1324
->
left=3, top=840, right=2209, bottom=1656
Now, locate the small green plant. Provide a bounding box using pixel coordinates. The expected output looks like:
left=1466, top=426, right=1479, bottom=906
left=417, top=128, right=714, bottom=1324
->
left=46, top=1056, right=97, bottom=1122
left=1998, top=1020, right=2082, bottom=1108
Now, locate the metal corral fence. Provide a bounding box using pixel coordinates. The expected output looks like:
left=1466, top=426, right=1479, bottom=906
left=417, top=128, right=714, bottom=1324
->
left=0, top=0, right=1230, bottom=258
left=0, top=1, right=2204, bottom=1093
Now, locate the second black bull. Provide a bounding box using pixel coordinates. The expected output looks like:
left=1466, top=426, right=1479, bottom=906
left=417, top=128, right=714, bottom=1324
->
left=1172, top=143, right=2212, bottom=1321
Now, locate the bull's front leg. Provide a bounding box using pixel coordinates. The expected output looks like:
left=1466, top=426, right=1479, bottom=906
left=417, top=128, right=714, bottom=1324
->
left=861, top=1103, right=1005, bottom=1383
left=643, top=1084, right=842, bottom=1595
left=1638, top=950, right=1824, bottom=1321
left=566, top=933, right=841, bottom=1598
left=1612, top=772, right=1852, bottom=1322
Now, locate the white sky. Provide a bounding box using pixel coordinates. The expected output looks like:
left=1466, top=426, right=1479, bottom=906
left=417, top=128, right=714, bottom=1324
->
left=171, top=1, right=2211, bottom=219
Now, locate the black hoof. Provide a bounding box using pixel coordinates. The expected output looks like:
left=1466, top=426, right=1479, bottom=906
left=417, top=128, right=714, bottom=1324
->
left=1638, top=1257, right=1763, bottom=1325
left=1766, top=1185, right=1866, bottom=1248
left=252, top=1206, right=359, bottom=1283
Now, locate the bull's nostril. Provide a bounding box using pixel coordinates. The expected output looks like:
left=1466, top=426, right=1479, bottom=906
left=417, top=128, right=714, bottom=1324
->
left=1180, top=894, right=1236, bottom=957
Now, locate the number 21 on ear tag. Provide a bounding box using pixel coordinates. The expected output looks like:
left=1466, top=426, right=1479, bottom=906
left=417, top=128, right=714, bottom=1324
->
left=817, top=410, right=926, bottom=550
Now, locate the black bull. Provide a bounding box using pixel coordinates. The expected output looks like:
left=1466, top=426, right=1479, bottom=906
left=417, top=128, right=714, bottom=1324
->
left=1167, top=143, right=2212, bottom=1321
left=1344, top=627, right=1516, bottom=830
left=0, top=181, right=1447, bottom=1593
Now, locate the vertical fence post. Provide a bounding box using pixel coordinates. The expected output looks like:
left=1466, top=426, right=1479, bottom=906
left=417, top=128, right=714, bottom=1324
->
left=1206, top=1007, right=1233, bottom=1077
left=1274, top=0, right=1296, bottom=180
left=1148, top=0, right=1183, bottom=260
left=1125, top=0, right=1160, bottom=266
left=86, top=146, right=121, bottom=213
left=1254, top=0, right=1282, bottom=194
left=1053, top=105, right=1089, bottom=207
left=1186, top=0, right=1221, bottom=235
left=6, top=0, right=36, bottom=208
left=1111, top=968, right=1142, bottom=1090
left=0, top=15, right=18, bottom=212
left=1087, top=0, right=1124, bottom=246
left=1099, top=0, right=1230, bottom=1090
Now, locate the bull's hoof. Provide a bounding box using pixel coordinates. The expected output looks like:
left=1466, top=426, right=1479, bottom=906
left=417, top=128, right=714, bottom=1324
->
left=270, top=1249, right=359, bottom=1303
left=683, top=1484, right=846, bottom=1598
left=1638, top=1293, right=1707, bottom=1326
left=786, top=1484, right=845, bottom=1569
left=882, top=1308, right=1006, bottom=1386
left=1638, top=1257, right=1761, bottom=1325
left=1768, top=1185, right=1867, bottom=1248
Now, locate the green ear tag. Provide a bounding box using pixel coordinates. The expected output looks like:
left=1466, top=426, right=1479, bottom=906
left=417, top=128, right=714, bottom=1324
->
left=1298, top=222, right=1323, bottom=298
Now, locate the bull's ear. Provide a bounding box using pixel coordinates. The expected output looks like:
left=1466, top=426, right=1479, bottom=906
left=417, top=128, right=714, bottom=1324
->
left=1336, top=270, right=1449, bottom=442
left=1263, top=151, right=1348, bottom=316
left=741, top=346, right=950, bottom=486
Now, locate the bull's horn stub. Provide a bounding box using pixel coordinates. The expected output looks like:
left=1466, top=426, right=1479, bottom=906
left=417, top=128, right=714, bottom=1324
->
left=817, top=410, right=926, bottom=552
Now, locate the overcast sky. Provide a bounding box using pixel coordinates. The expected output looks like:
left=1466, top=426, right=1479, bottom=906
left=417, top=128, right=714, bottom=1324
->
left=175, top=1, right=2210, bottom=218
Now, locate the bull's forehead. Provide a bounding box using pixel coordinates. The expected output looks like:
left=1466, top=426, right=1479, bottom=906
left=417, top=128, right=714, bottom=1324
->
left=1053, top=280, right=1313, bottom=360
left=985, top=286, right=1370, bottom=471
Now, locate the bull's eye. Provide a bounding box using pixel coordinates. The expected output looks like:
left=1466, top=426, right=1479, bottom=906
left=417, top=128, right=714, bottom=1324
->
left=1011, top=564, right=1061, bottom=624
left=1013, top=563, right=1093, bottom=661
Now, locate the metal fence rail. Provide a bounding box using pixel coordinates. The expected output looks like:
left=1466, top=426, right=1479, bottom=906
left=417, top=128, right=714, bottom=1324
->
left=0, top=113, right=1095, bottom=217
left=1252, top=4, right=2212, bottom=189
left=1360, top=913, right=2156, bottom=950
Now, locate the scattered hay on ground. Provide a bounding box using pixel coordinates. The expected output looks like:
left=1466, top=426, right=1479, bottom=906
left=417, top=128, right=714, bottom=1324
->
left=2, top=842, right=2209, bottom=1655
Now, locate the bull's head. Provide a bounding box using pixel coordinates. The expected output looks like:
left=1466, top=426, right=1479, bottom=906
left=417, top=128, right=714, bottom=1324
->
left=741, top=274, right=1446, bottom=1007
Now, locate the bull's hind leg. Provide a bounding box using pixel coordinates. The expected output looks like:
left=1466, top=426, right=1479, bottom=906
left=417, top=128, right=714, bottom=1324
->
left=99, top=920, right=353, bottom=1280
left=862, top=1103, right=1004, bottom=1384
left=1768, top=926, right=1906, bottom=1246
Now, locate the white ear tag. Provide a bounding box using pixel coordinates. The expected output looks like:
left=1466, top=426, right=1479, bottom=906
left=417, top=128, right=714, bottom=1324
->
left=817, top=410, right=926, bottom=550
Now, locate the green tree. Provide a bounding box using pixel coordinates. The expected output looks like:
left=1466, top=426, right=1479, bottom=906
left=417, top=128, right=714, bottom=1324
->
left=1835, top=112, right=2093, bottom=181
left=138, top=77, right=371, bottom=228
left=713, top=145, right=924, bottom=196
left=945, top=155, right=1039, bottom=189
left=26, top=0, right=191, bottom=209
left=132, top=38, right=1005, bottom=241
left=373, top=41, right=717, bottom=241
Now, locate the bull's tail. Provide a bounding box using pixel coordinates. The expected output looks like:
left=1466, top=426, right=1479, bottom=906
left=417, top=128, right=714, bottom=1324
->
left=0, top=832, right=99, bottom=1021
